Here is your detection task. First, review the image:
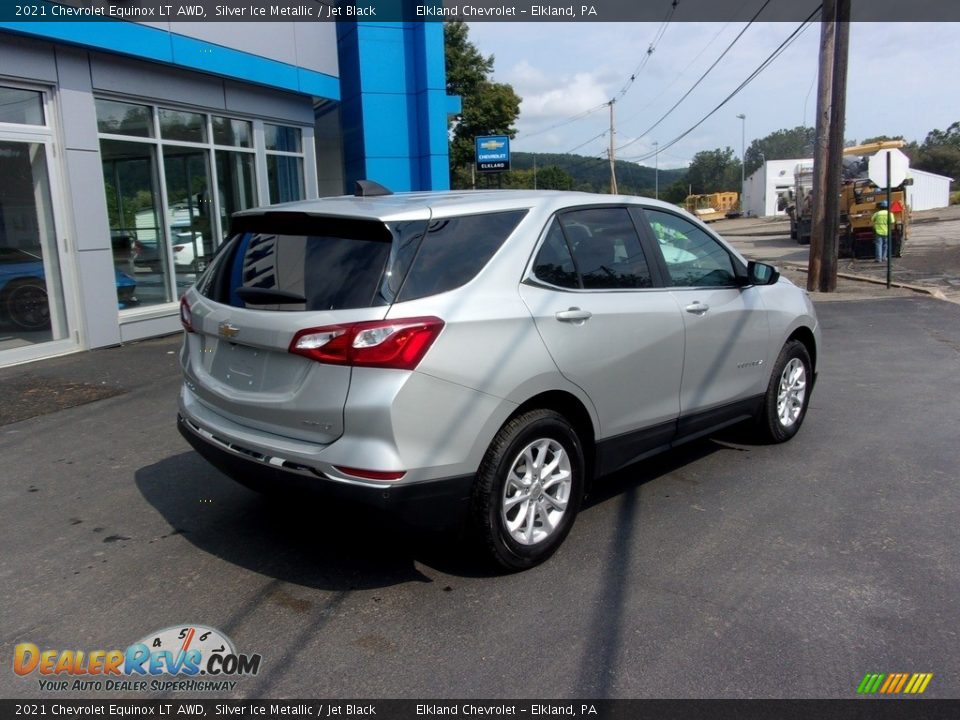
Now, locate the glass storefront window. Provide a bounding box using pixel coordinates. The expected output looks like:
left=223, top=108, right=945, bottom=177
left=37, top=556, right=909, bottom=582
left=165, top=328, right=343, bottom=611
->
left=159, top=109, right=207, bottom=143
left=267, top=155, right=305, bottom=204
left=215, top=150, right=257, bottom=239
left=213, top=117, right=252, bottom=148
left=96, top=99, right=154, bottom=138
left=100, top=139, right=168, bottom=307
left=0, top=141, right=68, bottom=346
left=264, top=124, right=302, bottom=152
left=0, top=88, right=44, bottom=126
left=97, top=99, right=310, bottom=310
left=162, top=146, right=216, bottom=296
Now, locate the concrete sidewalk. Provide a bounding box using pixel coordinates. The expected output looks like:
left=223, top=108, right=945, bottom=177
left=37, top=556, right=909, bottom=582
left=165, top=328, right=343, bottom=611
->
left=0, top=332, right=182, bottom=426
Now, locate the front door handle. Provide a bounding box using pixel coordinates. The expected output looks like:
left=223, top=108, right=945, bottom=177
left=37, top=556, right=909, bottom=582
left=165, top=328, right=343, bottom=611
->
left=555, top=307, right=592, bottom=323
left=685, top=301, right=709, bottom=315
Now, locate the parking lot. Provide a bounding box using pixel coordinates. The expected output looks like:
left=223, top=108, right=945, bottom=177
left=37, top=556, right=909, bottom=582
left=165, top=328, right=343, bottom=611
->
left=2, top=278, right=959, bottom=699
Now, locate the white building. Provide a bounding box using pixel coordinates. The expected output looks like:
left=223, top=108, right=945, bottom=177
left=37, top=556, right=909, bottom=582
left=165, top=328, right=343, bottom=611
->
left=906, top=168, right=954, bottom=211
left=742, top=159, right=953, bottom=218
left=742, top=159, right=807, bottom=218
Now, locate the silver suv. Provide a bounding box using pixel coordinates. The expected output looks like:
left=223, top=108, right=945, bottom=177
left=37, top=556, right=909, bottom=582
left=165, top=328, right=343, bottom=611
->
left=178, top=187, right=819, bottom=569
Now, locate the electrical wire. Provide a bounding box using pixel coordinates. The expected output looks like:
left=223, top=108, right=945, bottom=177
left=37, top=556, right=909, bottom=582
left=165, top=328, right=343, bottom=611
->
left=518, top=102, right=610, bottom=141
left=615, top=0, right=775, bottom=153
left=611, top=0, right=680, bottom=103
left=517, top=0, right=679, bottom=145
left=625, top=7, right=821, bottom=165
left=564, top=130, right=608, bottom=155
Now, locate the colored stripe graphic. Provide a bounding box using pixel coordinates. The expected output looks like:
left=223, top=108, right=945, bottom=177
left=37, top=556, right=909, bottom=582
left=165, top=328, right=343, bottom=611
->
left=857, top=672, right=932, bottom=694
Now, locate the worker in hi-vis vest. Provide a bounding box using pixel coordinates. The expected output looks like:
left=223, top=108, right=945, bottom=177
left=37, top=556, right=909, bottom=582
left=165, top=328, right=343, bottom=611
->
left=871, top=200, right=894, bottom=263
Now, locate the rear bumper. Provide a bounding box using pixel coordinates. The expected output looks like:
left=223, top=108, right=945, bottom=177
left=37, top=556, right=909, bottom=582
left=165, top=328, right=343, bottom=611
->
left=177, top=414, right=474, bottom=529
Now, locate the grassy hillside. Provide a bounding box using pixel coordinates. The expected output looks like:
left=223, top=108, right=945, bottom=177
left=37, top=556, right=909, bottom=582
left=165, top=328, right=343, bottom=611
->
left=511, top=152, right=687, bottom=196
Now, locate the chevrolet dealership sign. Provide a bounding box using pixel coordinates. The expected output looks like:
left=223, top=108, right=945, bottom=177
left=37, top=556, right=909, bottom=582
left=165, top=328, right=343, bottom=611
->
left=476, top=135, right=510, bottom=173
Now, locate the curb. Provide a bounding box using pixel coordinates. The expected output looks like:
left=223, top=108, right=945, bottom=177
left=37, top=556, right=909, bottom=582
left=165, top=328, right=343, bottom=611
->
left=780, top=262, right=949, bottom=301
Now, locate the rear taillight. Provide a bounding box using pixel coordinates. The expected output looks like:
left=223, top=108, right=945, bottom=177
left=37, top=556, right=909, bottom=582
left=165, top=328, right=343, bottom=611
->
left=289, top=316, right=444, bottom=370
left=180, top=296, right=194, bottom=333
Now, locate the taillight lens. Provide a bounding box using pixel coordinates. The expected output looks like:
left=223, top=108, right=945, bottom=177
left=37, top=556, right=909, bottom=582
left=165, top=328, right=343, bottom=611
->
left=180, top=296, right=194, bottom=333
left=289, top=316, right=444, bottom=370
left=334, top=466, right=406, bottom=481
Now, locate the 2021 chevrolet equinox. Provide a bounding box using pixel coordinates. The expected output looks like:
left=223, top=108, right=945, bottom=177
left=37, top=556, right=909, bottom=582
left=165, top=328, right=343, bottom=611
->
left=178, top=186, right=819, bottom=569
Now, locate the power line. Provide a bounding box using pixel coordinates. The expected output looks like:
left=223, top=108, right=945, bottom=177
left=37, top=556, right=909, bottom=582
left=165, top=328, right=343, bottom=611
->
left=516, top=0, right=679, bottom=147
left=630, top=20, right=736, bottom=118
left=616, top=0, right=775, bottom=153
left=518, top=102, right=610, bottom=142
left=564, top=130, right=608, bottom=155
left=611, top=0, right=679, bottom=103
left=625, top=8, right=821, bottom=165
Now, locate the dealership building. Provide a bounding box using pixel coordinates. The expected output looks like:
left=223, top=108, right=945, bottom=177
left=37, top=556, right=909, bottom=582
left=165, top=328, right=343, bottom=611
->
left=0, top=16, right=457, bottom=366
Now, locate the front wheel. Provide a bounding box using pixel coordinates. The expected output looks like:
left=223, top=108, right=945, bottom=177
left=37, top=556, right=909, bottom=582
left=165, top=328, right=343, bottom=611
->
left=754, top=340, right=813, bottom=443
left=471, top=409, right=585, bottom=571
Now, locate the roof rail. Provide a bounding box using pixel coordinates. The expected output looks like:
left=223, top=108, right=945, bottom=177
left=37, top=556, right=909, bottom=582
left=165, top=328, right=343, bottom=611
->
left=354, top=180, right=393, bottom=197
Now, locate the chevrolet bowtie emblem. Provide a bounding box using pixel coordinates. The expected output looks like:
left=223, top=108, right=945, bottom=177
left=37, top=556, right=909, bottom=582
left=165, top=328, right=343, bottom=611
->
left=218, top=321, right=239, bottom=339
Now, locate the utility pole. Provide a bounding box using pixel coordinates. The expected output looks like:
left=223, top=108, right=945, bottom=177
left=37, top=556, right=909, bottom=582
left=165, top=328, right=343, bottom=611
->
left=808, top=0, right=850, bottom=293
left=737, top=113, right=746, bottom=212
left=654, top=141, right=659, bottom=199
left=533, top=154, right=537, bottom=189
left=608, top=100, right=618, bottom=195
left=820, top=0, right=849, bottom=291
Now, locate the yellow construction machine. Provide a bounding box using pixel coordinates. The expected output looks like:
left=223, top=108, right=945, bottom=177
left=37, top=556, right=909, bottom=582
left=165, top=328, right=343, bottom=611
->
left=684, top=192, right=739, bottom=223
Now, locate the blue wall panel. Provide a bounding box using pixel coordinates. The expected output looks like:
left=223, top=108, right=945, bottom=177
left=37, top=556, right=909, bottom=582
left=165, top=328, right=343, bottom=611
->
left=337, top=18, right=455, bottom=192
left=1, top=21, right=339, bottom=100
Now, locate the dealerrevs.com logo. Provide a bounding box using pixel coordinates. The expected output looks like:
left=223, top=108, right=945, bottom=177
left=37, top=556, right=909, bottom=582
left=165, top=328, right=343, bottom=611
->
left=14, top=624, right=262, bottom=692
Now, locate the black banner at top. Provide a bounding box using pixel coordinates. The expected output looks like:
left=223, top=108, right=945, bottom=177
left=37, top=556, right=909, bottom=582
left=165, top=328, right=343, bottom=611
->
left=2, top=700, right=960, bottom=720
left=3, top=0, right=960, bottom=23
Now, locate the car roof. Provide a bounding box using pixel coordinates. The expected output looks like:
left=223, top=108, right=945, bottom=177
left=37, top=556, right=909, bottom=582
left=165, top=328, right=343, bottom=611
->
left=233, top=189, right=685, bottom=223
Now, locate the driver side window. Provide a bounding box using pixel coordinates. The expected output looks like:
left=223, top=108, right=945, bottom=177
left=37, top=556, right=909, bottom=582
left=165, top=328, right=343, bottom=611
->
left=644, top=209, right=737, bottom=287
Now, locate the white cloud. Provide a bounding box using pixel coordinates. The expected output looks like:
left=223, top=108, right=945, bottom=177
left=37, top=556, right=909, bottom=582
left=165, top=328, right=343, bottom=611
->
left=518, top=71, right=611, bottom=120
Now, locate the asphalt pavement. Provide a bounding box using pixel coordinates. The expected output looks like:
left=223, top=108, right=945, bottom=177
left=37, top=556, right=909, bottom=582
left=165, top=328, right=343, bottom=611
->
left=2, top=295, right=959, bottom=700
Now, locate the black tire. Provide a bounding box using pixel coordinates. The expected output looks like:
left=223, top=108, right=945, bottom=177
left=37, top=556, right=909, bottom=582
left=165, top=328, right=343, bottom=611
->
left=470, top=409, right=585, bottom=571
left=754, top=340, right=813, bottom=444
left=5, top=280, right=50, bottom=330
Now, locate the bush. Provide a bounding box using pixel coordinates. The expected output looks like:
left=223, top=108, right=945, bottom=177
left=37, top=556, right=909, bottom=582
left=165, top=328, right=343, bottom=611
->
left=950, top=190, right=960, bottom=205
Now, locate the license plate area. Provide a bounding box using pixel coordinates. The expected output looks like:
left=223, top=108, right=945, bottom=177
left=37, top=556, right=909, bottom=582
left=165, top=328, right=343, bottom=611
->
left=210, top=342, right=268, bottom=391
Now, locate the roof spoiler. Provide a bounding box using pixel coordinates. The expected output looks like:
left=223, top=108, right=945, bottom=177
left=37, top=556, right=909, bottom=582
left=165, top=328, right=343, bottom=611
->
left=354, top=180, right=393, bottom=197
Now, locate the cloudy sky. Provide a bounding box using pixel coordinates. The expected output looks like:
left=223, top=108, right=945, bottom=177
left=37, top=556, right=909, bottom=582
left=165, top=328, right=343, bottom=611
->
left=467, top=21, right=960, bottom=169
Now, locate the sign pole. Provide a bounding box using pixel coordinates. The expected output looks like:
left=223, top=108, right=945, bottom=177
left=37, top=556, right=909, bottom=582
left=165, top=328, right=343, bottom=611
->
left=886, top=151, right=892, bottom=289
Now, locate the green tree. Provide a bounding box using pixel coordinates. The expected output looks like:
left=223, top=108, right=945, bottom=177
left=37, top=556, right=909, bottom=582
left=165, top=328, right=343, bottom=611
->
left=686, top=148, right=741, bottom=194
left=536, top=165, right=574, bottom=190
left=445, top=21, right=521, bottom=188
left=661, top=179, right=688, bottom=204
left=744, top=126, right=816, bottom=175
left=915, top=122, right=960, bottom=185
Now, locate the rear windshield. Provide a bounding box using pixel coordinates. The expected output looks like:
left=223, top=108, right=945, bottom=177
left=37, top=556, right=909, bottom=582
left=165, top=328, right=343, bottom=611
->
left=196, top=209, right=526, bottom=311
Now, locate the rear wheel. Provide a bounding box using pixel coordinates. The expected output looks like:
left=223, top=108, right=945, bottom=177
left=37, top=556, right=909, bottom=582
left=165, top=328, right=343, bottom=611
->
left=754, top=340, right=812, bottom=443
left=471, top=409, right=585, bottom=570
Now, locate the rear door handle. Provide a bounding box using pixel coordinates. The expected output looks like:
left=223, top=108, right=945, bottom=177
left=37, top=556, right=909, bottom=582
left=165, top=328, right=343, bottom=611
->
left=555, top=308, right=592, bottom=323
left=685, top=301, right=709, bottom=315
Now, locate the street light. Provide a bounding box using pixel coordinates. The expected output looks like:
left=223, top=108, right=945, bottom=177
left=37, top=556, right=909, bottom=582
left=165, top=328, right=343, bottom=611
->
left=654, top=141, right=659, bottom=200
left=737, top=113, right=746, bottom=213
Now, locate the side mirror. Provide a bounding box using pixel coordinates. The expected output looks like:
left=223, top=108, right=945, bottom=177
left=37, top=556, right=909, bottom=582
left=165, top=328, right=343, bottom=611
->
left=747, top=260, right=780, bottom=286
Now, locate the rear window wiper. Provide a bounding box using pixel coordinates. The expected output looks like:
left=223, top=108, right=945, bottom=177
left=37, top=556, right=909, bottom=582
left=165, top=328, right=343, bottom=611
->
left=235, top=287, right=306, bottom=304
